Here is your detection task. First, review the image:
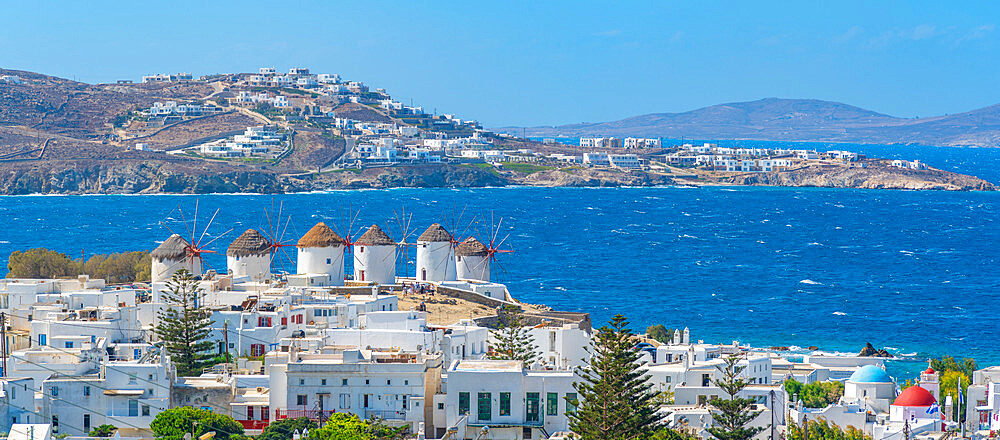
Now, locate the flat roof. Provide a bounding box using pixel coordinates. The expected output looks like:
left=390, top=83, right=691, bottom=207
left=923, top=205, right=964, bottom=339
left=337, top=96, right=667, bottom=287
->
left=453, top=360, right=522, bottom=372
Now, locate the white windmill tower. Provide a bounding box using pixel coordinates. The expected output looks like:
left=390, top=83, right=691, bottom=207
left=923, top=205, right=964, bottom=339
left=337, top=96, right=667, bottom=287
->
left=227, top=229, right=272, bottom=282
left=455, top=237, right=489, bottom=281
left=152, top=201, right=233, bottom=284
left=353, top=224, right=396, bottom=284
left=415, top=223, right=456, bottom=282
left=296, top=222, right=346, bottom=286
left=150, top=234, right=203, bottom=283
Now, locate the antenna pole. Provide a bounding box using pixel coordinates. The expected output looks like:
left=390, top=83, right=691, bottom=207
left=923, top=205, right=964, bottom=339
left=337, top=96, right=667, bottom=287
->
left=223, top=320, right=230, bottom=370
left=1, top=312, right=7, bottom=376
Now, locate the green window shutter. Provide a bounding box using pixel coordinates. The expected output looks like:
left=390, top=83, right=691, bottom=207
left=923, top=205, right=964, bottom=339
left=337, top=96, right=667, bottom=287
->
left=546, top=392, right=558, bottom=416
left=459, top=392, right=470, bottom=415
left=500, top=392, right=511, bottom=416
left=565, top=392, right=578, bottom=413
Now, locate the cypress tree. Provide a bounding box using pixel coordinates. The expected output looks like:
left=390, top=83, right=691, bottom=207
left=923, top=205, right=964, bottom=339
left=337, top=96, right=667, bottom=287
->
left=488, top=306, right=540, bottom=364
left=154, top=269, right=214, bottom=376
left=706, top=355, right=767, bottom=440
left=569, top=314, right=662, bottom=440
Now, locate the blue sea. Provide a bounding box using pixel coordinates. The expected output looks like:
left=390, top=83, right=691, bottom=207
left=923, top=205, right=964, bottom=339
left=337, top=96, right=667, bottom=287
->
left=1, top=142, right=998, bottom=380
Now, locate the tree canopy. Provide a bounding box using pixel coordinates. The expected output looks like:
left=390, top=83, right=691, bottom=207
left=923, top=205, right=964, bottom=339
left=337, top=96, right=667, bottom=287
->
left=786, top=418, right=871, bottom=440
left=6, top=248, right=151, bottom=282
left=308, top=413, right=407, bottom=440
left=706, top=356, right=766, bottom=440
left=150, top=407, right=245, bottom=440
left=488, top=305, right=540, bottom=365
left=154, top=270, right=215, bottom=376
left=646, top=324, right=673, bottom=344
left=784, top=379, right=844, bottom=408
left=257, top=417, right=316, bottom=440
left=569, top=314, right=662, bottom=440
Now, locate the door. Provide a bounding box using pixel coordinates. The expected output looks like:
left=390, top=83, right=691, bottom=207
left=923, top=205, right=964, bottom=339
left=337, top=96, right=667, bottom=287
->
left=421, top=269, right=426, bottom=281
left=363, top=394, right=370, bottom=408
left=360, top=270, right=366, bottom=281
left=526, top=393, right=540, bottom=422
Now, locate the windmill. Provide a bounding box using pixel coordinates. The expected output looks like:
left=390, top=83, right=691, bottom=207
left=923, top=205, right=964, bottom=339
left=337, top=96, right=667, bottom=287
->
left=327, top=204, right=364, bottom=281
left=153, top=200, right=233, bottom=283
left=460, top=211, right=513, bottom=283
left=387, top=207, right=418, bottom=280
left=258, top=200, right=298, bottom=277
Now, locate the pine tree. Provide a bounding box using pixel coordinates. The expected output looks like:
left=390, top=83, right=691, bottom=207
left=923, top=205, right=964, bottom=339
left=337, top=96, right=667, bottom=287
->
left=705, top=355, right=767, bottom=440
left=569, top=314, right=662, bottom=440
left=488, top=306, right=540, bottom=365
left=154, top=270, right=214, bottom=376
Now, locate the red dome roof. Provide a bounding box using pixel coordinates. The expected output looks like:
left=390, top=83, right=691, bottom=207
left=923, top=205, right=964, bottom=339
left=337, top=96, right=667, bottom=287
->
left=893, top=386, right=936, bottom=407
left=924, top=367, right=935, bottom=374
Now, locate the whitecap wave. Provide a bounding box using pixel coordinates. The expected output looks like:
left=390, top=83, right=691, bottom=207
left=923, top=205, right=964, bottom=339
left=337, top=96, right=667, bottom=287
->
left=799, top=279, right=823, bottom=285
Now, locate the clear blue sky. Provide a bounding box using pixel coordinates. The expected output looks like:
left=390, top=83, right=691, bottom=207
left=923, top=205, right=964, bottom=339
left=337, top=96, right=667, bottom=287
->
left=1, top=1, right=997, bottom=127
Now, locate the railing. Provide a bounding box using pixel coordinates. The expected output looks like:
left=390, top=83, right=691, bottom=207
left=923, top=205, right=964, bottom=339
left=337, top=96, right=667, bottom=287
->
left=364, top=409, right=406, bottom=420
left=274, top=409, right=336, bottom=420
left=237, top=420, right=270, bottom=430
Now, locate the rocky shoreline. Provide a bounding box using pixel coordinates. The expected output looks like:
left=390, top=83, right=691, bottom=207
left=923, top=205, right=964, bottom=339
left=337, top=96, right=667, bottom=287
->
left=0, top=160, right=993, bottom=194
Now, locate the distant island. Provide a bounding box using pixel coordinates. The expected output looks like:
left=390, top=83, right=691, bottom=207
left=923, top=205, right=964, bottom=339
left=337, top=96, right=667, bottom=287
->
left=498, top=97, right=1000, bottom=148
left=0, top=68, right=994, bottom=194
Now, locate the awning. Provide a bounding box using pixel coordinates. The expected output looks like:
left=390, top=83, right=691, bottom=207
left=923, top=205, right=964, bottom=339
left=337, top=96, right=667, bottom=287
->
left=103, top=389, right=145, bottom=396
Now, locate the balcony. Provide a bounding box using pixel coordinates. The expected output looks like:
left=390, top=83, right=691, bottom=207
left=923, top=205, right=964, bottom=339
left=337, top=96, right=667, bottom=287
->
left=274, top=409, right=337, bottom=420
left=363, top=409, right=406, bottom=420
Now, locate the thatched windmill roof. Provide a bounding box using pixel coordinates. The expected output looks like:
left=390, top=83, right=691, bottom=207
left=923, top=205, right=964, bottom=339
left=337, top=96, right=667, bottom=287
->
left=355, top=224, right=394, bottom=246
left=297, top=222, right=345, bottom=248
left=151, top=234, right=190, bottom=261
left=227, top=229, right=270, bottom=257
left=418, top=223, right=453, bottom=242
left=455, top=237, right=489, bottom=257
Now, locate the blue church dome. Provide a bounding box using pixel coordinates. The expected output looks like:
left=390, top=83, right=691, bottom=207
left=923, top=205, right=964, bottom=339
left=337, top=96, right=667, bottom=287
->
left=849, top=365, right=893, bottom=383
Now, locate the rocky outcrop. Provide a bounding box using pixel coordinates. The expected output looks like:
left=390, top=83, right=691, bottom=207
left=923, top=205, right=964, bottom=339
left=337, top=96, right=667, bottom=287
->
left=719, top=163, right=996, bottom=191
left=520, top=168, right=673, bottom=187
left=858, top=342, right=894, bottom=357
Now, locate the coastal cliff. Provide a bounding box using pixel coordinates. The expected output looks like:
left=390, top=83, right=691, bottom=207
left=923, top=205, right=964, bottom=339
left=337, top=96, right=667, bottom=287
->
left=713, top=163, right=996, bottom=191
left=0, top=160, right=990, bottom=194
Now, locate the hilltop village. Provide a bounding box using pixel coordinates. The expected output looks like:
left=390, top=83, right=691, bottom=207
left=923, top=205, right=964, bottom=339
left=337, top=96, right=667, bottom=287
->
left=0, top=220, right=998, bottom=440
left=0, top=66, right=995, bottom=193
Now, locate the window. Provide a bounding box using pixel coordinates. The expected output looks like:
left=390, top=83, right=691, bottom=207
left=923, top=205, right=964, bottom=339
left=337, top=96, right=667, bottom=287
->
left=263, top=406, right=269, bottom=420
left=299, top=379, right=305, bottom=385
left=387, top=379, right=391, bottom=385
left=83, top=414, right=91, bottom=431
left=65, top=341, right=73, bottom=348
left=326, top=258, right=331, bottom=264
left=129, top=375, right=137, bottom=384
left=499, top=392, right=511, bottom=416
left=142, top=404, right=150, bottom=416
left=665, top=376, right=672, bottom=383
left=248, top=406, right=254, bottom=420
left=525, top=393, right=540, bottom=422
left=523, top=427, right=532, bottom=439
left=365, top=379, right=370, bottom=385
left=702, top=373, right=710, bottom=387
left=438, top=402, right=444, bottom=410
left=342, top=379, right=348, bottom=386
left=477, top=392, right=492, bottom=421
left=51, top=415, right=58, bottom=431
left=340, top=394, right=351, bottom=409
left=546, top=392, right=558, bottom=416
left=458, top=392, right=470, bottom=415
left=566, top=393, right=578, bottom=413
left=297, top=395, right=308, bottom=406
left=321, top=379, right=327, bottom=386
left=51, top=386, right=58, bottom=396
left=128, top=399, right=138, bottom=417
